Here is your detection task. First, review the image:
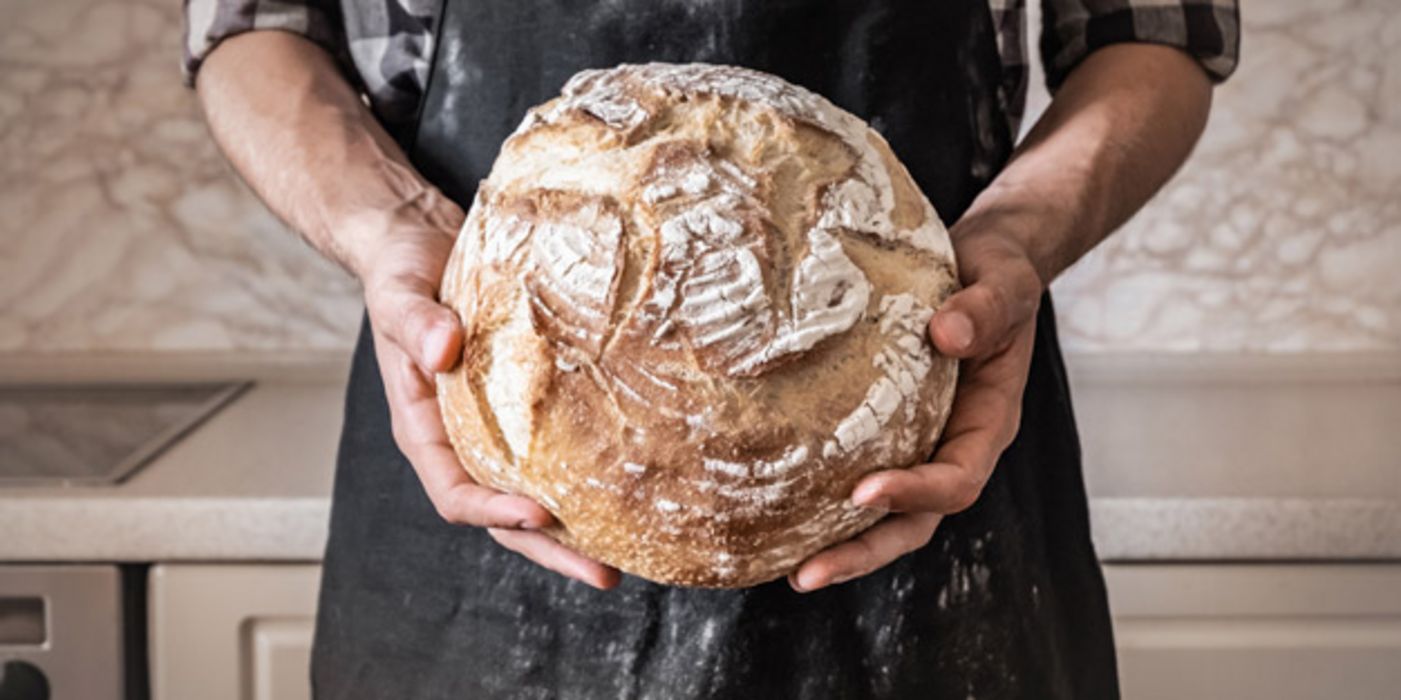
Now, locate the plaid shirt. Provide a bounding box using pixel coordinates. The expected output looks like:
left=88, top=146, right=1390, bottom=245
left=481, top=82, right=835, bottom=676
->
left=183, top=0, right=1239, bottom=137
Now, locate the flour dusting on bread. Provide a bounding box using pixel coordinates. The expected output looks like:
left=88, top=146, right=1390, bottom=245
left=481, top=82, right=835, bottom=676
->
left=439, top=63, right=959, bottom=587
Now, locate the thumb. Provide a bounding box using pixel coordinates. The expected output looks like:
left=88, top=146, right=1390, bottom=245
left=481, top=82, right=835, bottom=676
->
left=929, top=265, right=1040, bottom=359
left=369, top=281, right=464, bottom=374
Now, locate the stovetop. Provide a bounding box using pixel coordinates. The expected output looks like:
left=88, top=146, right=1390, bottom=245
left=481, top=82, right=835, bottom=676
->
left=0, top=382, right=249, bottom=486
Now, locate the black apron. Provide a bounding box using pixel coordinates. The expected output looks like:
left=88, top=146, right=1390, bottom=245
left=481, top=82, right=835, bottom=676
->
left=311, top=1, right=1120, bottom=698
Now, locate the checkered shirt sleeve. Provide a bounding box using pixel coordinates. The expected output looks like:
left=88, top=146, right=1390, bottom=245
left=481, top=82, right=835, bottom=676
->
left=182, top=0, right=347, bottom=83
left=1041, top=0, right=1241, bottom=90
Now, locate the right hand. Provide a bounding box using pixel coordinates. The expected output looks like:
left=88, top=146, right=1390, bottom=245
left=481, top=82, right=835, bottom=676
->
left=355, top=194, right=622, bottom=590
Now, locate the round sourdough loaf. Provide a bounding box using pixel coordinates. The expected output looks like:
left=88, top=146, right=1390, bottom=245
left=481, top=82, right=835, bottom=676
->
left=437, top=63, right=959, bottom=588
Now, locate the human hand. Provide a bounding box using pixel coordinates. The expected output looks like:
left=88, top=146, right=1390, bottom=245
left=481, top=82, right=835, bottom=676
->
left=788, top=212, right=1044, bottom=593
left=355, top=196, right=622, bottom=590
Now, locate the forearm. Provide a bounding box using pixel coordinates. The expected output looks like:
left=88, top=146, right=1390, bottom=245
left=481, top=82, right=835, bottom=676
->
left=963, top=43, right=1213, bottom=285
left=194, top=31, right=459, bottom=280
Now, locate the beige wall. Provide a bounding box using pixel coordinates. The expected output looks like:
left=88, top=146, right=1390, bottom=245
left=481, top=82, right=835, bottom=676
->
left=2, top=0, right=1397, bottom=354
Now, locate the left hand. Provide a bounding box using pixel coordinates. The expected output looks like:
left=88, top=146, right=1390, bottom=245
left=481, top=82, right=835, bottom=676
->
left=788, top=213, right=1045, bottom=593
left=357, top=196, right=622, bottom=591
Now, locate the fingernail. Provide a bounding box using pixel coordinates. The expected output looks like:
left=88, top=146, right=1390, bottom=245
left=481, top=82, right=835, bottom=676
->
left=942, top=311, right=974, bottom=351
left=795, top=570, right=824, bottom=592
left=423, top=325, right=450, bottom=366
left=517, top=518, right=540, bottom=530
left=851, top=484, right=887, bottom=509
left=854, top=496, right=890, bottom=510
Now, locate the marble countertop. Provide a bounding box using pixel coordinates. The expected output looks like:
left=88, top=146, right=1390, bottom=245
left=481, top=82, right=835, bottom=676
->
left=1, top=354, right=1399, bottom=563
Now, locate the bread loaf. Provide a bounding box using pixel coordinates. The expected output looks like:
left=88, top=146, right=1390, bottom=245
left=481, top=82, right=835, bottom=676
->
left=437, top=63, right=958, bottom=588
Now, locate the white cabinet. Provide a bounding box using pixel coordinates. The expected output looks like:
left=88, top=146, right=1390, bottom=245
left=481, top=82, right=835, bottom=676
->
left=147, top=562, right=1401, bottom=699
left=148, top=564, right=320, bottom=700
left=1105, top=564, right=1401, bottom=700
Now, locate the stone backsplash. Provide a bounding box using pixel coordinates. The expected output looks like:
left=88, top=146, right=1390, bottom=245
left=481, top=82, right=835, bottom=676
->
left=2, top=0, right=1396, bottom=354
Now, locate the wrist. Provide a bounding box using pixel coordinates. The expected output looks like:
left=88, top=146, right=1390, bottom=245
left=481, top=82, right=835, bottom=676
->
left=950, top=189, right=1075, bottom=290
left=328, top=176, right=465, bottom=283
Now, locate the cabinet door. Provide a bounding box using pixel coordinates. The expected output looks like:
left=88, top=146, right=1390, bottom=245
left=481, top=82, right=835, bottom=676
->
left=1106, top=564, right=1401, bottom=700
left=149, top=564, right=320, bottom=700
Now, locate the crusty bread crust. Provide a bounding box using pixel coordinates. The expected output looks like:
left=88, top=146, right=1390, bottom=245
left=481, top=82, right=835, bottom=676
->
left=438, top=63, right=958, bottom=587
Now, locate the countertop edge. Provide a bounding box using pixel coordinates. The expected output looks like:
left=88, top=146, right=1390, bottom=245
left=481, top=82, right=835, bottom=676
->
left=0, top=497, right=330, bottom=562
left=3, top=496, right=1399, bottom=563
left=1090, top=497, right=1401, bottom=562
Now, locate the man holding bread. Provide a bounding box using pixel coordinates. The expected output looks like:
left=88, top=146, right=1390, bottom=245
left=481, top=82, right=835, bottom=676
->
left=185, top=0, right=1238, bottom=697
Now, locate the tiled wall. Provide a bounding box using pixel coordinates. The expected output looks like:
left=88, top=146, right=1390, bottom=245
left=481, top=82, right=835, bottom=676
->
left=2, top=0, right=1397, bottom=354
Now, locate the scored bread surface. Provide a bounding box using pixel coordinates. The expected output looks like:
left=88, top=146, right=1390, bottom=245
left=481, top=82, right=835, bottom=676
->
left=437, top=63, right=959, bottom=587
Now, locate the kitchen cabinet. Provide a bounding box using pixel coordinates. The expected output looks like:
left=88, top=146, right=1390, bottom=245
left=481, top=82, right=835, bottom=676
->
left=0, top=565, right=124, bottom=700
left=147, top=562, right=1401, bottom=699
left=1105, top=563, right=1401, bottom=699
left=148, top=564, right=320, bottom=700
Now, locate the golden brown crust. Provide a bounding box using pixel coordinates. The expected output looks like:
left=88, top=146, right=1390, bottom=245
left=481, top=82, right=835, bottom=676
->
left=437, top=63, right=958, bottom=587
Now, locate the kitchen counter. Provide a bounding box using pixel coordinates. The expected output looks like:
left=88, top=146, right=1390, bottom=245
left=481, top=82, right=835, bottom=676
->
left=1092, top=498, right=1401, bottom=561
left=2, top=352, right=1398, bottom=563
left=0, top=354, right=345, bottom=562
left=0, top=379, right=341, bottom=561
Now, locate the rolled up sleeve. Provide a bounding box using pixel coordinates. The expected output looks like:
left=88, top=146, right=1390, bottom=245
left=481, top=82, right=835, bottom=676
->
left=182, top=0, right=346, bottom=85
left=1041, top=0, right=1241, bottom=90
